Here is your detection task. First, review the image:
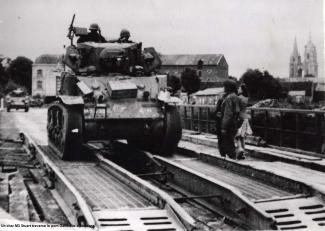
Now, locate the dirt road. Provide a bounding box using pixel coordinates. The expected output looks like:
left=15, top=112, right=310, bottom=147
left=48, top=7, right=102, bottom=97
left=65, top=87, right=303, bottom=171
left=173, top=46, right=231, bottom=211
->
left=1, top=108, right=48, bottom=144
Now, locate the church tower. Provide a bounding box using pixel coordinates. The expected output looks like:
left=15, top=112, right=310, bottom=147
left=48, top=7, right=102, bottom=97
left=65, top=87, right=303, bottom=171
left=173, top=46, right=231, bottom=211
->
left=303, top=33, right=318, bottom=77
left=289, top=37, right=303, bottom=78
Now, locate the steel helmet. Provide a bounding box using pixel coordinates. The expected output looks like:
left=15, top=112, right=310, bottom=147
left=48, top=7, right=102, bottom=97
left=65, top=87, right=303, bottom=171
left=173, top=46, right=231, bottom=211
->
left=120, top=29, right=130, bottom=38
left=89, top=23, right=99, bottom=31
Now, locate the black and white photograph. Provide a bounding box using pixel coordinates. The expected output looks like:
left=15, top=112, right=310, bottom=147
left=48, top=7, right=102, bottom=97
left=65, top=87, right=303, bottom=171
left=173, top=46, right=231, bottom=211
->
left=0, top=0, right=324, bottom=230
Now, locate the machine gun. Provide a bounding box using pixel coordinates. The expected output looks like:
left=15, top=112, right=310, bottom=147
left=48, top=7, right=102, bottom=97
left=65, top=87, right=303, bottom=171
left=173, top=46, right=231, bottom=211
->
left=67, top=14, right=75, bottom=45
left=66, top=14, right=89, bottom=46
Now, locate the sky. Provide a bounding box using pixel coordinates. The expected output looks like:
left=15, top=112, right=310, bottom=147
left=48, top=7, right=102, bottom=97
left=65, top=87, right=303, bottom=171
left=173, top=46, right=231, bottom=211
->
left=0, top=0, right=323, bottom=78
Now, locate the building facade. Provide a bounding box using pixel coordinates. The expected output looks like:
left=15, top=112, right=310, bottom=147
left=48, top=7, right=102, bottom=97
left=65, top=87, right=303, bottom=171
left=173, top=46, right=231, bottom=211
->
left=289, top=35, right=318, bottom=78
left=289, top=38, right=303, bottom=78
left=191, top=87, right=224, bottom=105
left=159, top=54, right=228, bottom=83
left=303, top=35, right=318, bottom=77
left=32, top=54, right=63, bottom=97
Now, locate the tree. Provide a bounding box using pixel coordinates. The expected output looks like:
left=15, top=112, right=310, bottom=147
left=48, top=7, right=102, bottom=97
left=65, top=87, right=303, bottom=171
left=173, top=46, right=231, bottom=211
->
left=167, top=75, right=181, bottom=95
left=240, top=69, right=285, bottom=100
left=4, top=80, right=20, bottom=94
left=0, top=62, right=6, bottom=84
left=181, top=68, right=200, bottom=94
left=0, top=59, right=10, bottom=85
left=8, top=56, right=33, bottom=93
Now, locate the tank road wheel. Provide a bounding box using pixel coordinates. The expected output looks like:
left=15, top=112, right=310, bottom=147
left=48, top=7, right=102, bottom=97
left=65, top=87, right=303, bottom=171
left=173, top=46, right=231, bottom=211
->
left=47, top=103, right=83, bottom=160
left=151, top=106, right=182, bottom=156
left=127, top=106, right=181, bottom=156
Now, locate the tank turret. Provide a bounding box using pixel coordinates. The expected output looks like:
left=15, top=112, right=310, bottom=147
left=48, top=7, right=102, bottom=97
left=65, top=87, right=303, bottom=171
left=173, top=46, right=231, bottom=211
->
left=47, top=15, right=181, bottom=160
left=64, top=42, right=161, bottom=76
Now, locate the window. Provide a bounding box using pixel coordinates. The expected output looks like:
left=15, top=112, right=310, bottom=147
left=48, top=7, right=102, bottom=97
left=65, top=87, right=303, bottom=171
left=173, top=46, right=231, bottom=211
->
left=37, top=69, right=43, bottom=78
left=37, top=80, right=43, bottom=89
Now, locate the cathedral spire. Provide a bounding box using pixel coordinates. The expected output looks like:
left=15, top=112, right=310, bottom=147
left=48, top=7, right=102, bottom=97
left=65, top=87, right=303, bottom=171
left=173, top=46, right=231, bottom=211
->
left=289, top=36, right=303, bottom=78
left=293, top=37, right=299, bottom=56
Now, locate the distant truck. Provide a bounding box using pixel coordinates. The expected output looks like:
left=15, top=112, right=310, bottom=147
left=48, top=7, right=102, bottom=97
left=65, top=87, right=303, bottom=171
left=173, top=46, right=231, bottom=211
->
left=30, top=96, right=44, bottom=107
left=6, top=89, right=30, bottom=112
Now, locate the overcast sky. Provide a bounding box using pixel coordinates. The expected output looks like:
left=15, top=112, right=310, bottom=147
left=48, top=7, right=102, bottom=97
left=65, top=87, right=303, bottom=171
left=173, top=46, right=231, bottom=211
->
left=0, top=0, right=323, bottom=78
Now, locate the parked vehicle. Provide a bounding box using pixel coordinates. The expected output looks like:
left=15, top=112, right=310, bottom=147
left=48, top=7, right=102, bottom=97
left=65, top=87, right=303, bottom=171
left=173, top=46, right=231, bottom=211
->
left=30, top=97, right=44, bottom=107
left=6, top=89, right=30, bottom=112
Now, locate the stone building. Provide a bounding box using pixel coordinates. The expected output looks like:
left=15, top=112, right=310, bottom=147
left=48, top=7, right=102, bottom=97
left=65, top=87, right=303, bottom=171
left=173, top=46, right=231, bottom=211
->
left=32, top=54, right=63, bottom=98
left=289, top=35, right=318, bottom=78
left=303, top=35, right=318, bottom=77
left=159, top=54, right=228, bottom=83
left=289, top=38, right=303, bottom=78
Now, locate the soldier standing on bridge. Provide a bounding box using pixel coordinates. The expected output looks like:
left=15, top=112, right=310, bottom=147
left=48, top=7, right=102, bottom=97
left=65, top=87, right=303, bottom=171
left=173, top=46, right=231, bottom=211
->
left=216, top=79, right=240, bottom=159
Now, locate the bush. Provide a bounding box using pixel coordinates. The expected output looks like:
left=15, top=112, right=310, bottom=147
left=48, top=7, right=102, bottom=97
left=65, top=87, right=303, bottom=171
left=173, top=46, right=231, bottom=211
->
left=181, top=68, right=201, bottom=94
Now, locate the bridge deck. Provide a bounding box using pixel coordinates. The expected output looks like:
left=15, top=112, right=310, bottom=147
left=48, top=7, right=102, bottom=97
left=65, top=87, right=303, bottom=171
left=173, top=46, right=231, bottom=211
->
left=39, top=145, right=151, bottom=211
left=181, top=130, right=325, bottom=191
left=172, top=154, right=294, bottom=201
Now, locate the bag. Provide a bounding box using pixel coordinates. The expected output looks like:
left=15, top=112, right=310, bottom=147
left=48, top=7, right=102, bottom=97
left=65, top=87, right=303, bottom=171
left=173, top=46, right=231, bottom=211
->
left=237, top=119, right=252, bottom=137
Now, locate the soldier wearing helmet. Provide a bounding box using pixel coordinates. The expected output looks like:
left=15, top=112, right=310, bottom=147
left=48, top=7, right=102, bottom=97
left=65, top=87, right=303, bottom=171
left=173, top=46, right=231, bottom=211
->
left=117, top=29, right=132, bottom=43
left=77, top=23, right=106, bottom=43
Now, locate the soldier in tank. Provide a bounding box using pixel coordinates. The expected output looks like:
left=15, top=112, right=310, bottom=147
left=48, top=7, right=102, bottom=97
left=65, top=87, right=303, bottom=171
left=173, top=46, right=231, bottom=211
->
left=117, top=29, right=133, bottom=43
left=77, top=23, right=106, bottom=43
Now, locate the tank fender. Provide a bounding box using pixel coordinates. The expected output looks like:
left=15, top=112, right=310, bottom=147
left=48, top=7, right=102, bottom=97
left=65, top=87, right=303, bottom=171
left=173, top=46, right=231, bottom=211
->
left=58, top=95, right=84, bottom=106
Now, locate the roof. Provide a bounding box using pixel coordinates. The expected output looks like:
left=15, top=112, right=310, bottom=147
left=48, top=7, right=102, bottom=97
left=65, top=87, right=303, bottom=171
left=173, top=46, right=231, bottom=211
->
left=35, top=54, right=62, bottom=64
left=193, top=87, right=224, bottom=96
left=160, top=54, right=223, bottom=66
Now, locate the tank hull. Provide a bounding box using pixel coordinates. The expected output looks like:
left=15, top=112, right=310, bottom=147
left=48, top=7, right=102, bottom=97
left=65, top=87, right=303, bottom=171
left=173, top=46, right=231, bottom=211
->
left=84, top=118, right=161, bottom=141
left=48, top=99, right=181, bottom=160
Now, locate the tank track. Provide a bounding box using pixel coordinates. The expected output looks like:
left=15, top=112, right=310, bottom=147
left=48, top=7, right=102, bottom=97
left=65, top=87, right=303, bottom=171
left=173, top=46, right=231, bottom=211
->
left=47, top=102, right=83, bottom=160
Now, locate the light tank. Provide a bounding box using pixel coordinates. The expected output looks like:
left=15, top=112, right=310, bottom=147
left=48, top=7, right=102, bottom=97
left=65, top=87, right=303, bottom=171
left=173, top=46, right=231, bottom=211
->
left=47, top=15, right=182, bottom=160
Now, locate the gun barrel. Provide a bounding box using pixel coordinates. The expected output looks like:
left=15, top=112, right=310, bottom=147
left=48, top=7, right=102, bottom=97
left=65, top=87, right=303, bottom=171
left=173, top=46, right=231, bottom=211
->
left=67, top=14, right=76, bottom=38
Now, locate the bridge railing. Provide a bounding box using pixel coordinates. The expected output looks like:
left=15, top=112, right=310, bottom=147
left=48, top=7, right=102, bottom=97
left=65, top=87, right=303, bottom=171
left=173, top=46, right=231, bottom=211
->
left=178, top=105, right=325, bottom=154
left=178, top=104, right=217, bottom=134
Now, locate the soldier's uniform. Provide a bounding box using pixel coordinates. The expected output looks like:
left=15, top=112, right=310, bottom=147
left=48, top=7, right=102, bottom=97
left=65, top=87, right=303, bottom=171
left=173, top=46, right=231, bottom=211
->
left=77, top=23, right=106, bottom=43
left=217, top=80, right=240, bottom=159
